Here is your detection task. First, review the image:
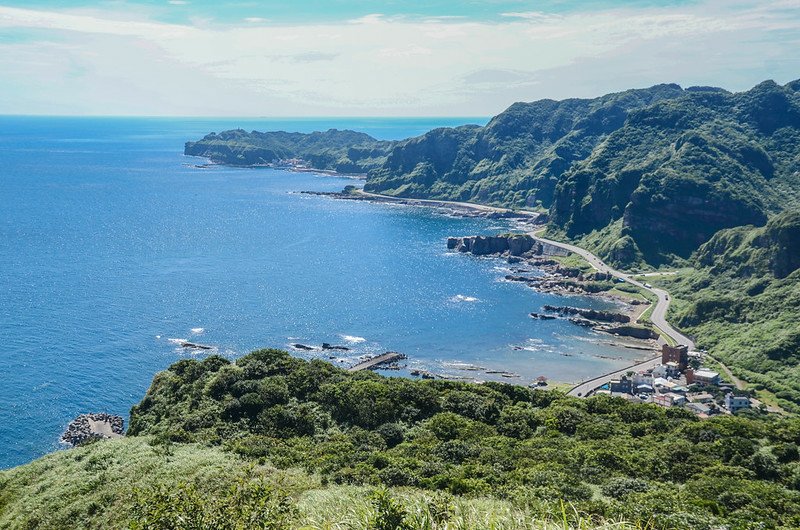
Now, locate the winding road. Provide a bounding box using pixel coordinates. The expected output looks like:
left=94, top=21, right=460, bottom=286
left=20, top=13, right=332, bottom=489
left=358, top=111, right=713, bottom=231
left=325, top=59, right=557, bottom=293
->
left=527, top=231, right=696, bottom=397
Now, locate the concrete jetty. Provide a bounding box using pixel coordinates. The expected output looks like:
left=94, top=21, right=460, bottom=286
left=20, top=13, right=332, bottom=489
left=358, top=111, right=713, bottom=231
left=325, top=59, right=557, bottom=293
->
left=348, top=352, right=406, bottom=372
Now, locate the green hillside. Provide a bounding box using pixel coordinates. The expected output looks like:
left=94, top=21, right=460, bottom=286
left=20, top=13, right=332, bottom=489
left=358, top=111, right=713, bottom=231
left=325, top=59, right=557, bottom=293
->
left=364, top=84, right=686, bottom=211
left=1, top=436, right=610, bottom=530
left=184, top=128, right=395, bottom=174
left=187, top=80, right=800, bottom=267
left=360, top=79, right=800, bottom=266
left=552, top=81, right=800, bottom=266
left=654, top=211, right=800, bottom=411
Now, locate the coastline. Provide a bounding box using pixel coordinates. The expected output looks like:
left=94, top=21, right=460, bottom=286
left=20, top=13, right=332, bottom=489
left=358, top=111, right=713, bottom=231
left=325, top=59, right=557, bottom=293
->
left=300, top=188, right=545, bottom=221
left=304, top=186, right=663, bottom=388
left=185, top=156, right=369, bottom=179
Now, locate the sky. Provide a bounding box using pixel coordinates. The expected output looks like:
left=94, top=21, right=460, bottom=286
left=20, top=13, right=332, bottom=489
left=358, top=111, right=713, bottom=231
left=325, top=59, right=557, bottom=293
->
left=0, top=0, right=798, bottom=116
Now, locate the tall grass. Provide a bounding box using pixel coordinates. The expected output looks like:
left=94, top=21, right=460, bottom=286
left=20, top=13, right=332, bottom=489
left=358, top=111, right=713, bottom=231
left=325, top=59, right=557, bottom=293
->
left=0, top=438, right=646, bottom=530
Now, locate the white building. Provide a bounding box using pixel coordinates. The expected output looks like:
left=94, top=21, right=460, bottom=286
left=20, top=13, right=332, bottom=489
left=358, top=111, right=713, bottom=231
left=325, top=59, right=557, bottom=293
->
left=724, top=393, right=751, bottom=414
left=690, top=369, right=721, bottom=385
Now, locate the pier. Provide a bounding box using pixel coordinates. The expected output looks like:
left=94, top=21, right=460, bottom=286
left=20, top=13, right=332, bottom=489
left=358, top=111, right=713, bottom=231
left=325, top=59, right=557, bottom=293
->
left=348, top=352, right=406, bottom=372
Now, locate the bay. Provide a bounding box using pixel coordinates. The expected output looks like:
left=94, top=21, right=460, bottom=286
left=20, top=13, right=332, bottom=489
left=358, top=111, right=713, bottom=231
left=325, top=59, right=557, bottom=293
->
left=0, top=116, right=645, bottom=469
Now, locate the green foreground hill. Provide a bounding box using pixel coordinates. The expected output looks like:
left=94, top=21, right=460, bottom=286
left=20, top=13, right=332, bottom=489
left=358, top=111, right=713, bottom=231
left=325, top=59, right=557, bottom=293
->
left=5, top=350, right=800, bottom=529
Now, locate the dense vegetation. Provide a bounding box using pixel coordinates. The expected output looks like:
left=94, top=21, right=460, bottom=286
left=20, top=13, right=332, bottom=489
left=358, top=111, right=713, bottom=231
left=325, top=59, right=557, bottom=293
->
left=655, top=211, right=800, bottom=412
left=3, top=437, right=606, bottom=529
left=121, top=350, right=800, bottom=528
left=5, top=351, right=800, bottom=528
left=554, top=80, right=800, bottom=266
left=362, top=79, right=800, bottom=266
left=187, top=79, right=800, bottom=266
left=184, top=128, right=395, bottom=173
left=365, top=84, right=686, bottom=215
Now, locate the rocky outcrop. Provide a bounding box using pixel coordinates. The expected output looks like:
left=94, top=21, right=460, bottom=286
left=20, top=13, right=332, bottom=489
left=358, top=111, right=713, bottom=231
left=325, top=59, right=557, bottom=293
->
left=543, top=305, right=630, bottom=323
left=61, top=413, right=124, bottom=446
left=595, top=325, right=659, bottom=340
left=505, top=275, right=542, bottom=283
left=180, top=341, right=213, bottom=350
left=322, top=343, right=350, bottom=351
left=447, top=234, right=535, bottom=256
left=529, top=312, right=557, bottom=320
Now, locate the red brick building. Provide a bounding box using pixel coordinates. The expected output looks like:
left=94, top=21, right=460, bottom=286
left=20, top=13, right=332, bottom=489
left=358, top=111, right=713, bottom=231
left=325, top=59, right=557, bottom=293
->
left=661, top=344, right=689, bottom=371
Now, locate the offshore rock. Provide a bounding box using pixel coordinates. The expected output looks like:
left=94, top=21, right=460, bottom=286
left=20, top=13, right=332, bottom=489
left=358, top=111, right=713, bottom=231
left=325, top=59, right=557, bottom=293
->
left=447, top=234, right=535, bottom=256
left=543, top=305, right=630, bottom=323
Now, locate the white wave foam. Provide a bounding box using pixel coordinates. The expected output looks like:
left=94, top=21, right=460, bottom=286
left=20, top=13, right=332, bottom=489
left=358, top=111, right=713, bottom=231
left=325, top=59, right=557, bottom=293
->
left=340, top=334, right=366, bottom=344
left=190, top=327, right=205, bottom=334
left=450, top=294, right=479, bottom=303
left=167, top=338, right=186, bottom=345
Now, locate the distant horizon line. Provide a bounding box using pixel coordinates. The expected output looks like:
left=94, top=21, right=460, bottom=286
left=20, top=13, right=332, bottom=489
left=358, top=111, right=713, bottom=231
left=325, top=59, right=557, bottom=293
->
left=0, top=114, right=492, bottom=120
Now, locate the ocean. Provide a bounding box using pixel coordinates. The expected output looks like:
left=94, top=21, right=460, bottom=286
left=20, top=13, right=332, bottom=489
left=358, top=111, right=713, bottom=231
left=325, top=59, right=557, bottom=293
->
left=0, top=116, right=646, bottom=469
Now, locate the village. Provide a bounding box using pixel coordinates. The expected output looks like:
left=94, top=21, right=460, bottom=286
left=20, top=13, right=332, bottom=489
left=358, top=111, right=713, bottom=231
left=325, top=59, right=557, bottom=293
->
left=588, top=344, right=761, bottom=417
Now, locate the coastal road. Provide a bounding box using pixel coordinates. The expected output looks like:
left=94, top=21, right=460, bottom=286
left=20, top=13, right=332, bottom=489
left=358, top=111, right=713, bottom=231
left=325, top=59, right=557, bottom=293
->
left=568, top=355, right=662, bottom=398
left=355, top=190, right=540, bottom=216
left=527, top=231, right=696, bottom=397
left=530, top=230, right=694, bottom=351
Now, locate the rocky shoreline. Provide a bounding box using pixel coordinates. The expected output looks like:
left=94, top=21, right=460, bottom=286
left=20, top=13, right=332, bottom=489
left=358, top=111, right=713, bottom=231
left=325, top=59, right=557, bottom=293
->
left=446, top=233, right=659, bottom=346
left=61, top=413, right=124, bottom=446
left=300, top=190, right=544, bottom=221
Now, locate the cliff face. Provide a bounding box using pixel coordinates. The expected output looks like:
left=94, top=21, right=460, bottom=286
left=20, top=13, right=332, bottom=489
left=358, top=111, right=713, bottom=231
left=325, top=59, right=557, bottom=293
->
left=552, top=81, right=800, bottom=264
left=694, top=210, right=800, bottom=279
left=365, top=84, right=686, bottom=208
left=364, top=79, right=800, bottom=266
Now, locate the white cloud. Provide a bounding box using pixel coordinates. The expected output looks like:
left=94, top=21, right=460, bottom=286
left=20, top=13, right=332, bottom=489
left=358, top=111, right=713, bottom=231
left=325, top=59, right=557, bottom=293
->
left=168, top=1, right=189, bottom=5
left=0, top=1, right=798, bottom=116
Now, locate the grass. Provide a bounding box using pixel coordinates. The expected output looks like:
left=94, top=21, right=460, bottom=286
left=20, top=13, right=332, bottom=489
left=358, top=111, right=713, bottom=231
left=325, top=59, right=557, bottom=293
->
left=0, top=437, right=311, bottom=529
left=549, top=253, right=595, bottom=274
left=296, top=487, right=645, bottom=530
left=0, top=438, right=647, bottom=530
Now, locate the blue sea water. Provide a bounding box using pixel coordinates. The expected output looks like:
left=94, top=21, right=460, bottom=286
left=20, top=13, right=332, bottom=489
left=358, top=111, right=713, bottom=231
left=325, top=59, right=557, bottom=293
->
left=0, top=116, right=647, bottom=469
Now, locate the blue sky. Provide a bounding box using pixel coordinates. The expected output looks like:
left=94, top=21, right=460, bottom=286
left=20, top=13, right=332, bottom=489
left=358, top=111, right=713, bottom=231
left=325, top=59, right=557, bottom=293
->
left=0, top=1, right=797, bottom=116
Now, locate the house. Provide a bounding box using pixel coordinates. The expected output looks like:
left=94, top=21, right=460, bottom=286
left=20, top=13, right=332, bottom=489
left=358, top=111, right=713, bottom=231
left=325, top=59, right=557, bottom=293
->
left=686, top=402, right=712, bottom=415
left=688, top=392, right=714, bottom=403
left=631, top=371, right=654, bottom=387
left=654, top=392, right=686, bottom=408
left=609, top=376, right=632, bottom=394
left=724, top=393, right=751, bottom=414
left=686, top=368, right=720, bottom=385
left=664, top=361, right=681, bottom=378
left=652, top=365, right=669, bottom=378
left=661, top=344, right=689, bottom=371
left=653, top=377, right=673, bottom=389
